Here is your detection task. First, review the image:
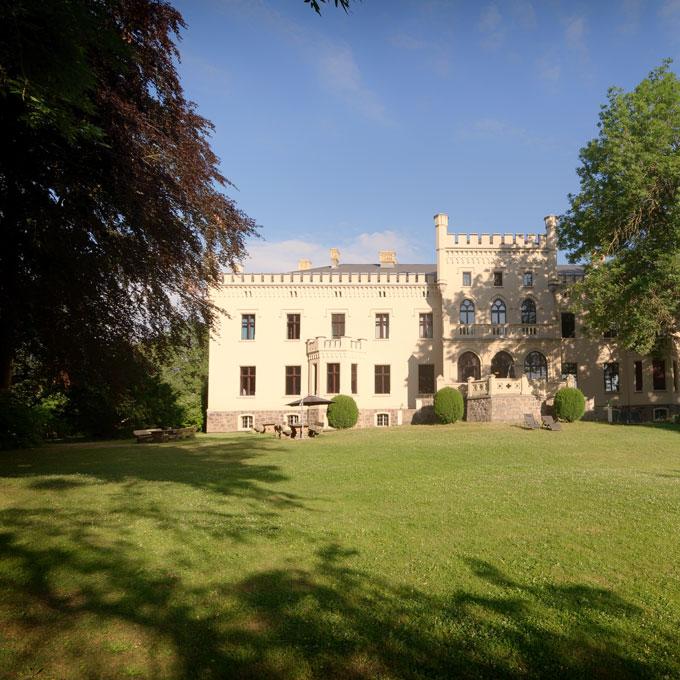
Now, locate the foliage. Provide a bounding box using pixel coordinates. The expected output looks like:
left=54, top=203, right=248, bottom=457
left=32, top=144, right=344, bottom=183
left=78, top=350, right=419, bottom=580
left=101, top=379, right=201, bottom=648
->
left=554, top=387, right=586, bottom=422
left=305, top=0, right=351, bottom=14
left=0, top=0, right=256, bottom=389
left=433, top=387, right=464, bottom=424
left=0, top=391, right=46, bottom=450
left=1, top=424, right=680, bottom=678
left=1, top=330, right=206, bottom=443
left=155, top=325, right=208, bottom=430
left=326, top=394, right=359, bottom=429
left=558, top=61, right=680, bottom=354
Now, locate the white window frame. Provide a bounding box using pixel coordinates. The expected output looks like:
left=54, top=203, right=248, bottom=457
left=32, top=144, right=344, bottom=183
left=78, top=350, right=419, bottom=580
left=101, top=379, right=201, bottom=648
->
left=239, top=414, right=254, bottom=430
left=376, top=412, right=390, bottom=427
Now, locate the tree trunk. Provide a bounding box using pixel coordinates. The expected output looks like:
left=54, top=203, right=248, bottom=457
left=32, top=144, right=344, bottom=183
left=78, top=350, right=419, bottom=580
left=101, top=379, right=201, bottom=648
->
left=0, top=338, right=13, bottom=390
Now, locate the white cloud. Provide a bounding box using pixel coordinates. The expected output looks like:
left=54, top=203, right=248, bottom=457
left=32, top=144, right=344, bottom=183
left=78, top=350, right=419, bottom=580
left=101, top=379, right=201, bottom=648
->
left=389, top=32, right=428, bottom=51
left=537, top=56, right=561, bottom=82
left=564, top=15, right=588, bottom=60
left=458, top=117, right=555, bottom=148
left=659, top=0, right=680, bottom=37
left=511, top=0, right=537, bottom=31
left=225, top=0, right=389, bottom=124
left=478, top=3, right=506, bottom=49
left=242, top=230, right=427, bottom=272
left=618, top=0, right=643, bottom=34
left=316, top=45, right=389, bottom=123
left=660, top=0, right=680, bottom=17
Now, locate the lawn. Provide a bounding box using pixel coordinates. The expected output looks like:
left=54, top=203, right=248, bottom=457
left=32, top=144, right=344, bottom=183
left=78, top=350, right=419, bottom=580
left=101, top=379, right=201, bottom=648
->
left=1, top=422, right=679, bottom=679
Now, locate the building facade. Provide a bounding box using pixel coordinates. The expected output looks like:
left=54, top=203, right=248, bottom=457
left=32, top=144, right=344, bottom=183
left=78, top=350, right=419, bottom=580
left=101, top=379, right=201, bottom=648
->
left=207, top=213, right=680, bottom=431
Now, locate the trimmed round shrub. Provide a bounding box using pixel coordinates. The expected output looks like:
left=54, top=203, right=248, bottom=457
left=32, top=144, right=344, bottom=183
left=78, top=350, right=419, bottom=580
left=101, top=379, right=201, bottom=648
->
left=554, top=387, right=586, bottom=422
left=326, top=394, right=359, bottom=429
left=433, top=387, right=464, bottom=424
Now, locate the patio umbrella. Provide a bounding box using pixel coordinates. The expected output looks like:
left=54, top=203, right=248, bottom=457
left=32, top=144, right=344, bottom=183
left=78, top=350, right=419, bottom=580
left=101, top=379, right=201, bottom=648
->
left=286, top=395, right=334, bottom=438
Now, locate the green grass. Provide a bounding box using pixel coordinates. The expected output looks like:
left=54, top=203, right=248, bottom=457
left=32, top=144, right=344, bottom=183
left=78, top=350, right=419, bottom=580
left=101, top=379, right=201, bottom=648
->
left=1, top=422, right=679, bottom=679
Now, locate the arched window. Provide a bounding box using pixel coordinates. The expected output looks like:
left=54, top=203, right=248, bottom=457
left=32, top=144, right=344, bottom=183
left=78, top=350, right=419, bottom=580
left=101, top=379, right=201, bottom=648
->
left=491, top=351, right=515, bottom=378
left=458, top=352, right=481, bottom=381
left=491, top=299, right=506, bottom=325
left=521, top=298, right=537, bottom=324
left=524, top=351, right=548, bottom=380
left=459, top=299, right=475, bottom=324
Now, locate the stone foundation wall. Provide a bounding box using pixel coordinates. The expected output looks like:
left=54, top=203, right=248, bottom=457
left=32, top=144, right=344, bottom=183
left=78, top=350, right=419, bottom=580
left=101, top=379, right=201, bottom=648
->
left=207, top=408, right=418, bottom=432
left=465, top=395, right=541, bottom=423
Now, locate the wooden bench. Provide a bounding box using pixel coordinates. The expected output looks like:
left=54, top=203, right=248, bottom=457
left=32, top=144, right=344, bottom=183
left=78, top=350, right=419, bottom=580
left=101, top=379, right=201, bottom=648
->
left=134, top=426, right=196, bottom=443
left=134, top=428, right=163, bottom=443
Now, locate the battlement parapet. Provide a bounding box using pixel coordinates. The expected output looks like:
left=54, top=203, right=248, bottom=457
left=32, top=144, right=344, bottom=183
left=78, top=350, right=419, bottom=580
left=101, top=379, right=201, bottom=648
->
left=221, top=271, right=437, bottom=285
left=446, top=232, right=548, bottom=248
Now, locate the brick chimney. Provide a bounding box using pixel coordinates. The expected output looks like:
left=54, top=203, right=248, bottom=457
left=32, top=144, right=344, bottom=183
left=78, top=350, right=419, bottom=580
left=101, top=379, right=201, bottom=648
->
left=297, top=259, right=311, bottom=271
left=330, top=248, right=340, bottom=268
left=379, top=250, right=397, bottom=268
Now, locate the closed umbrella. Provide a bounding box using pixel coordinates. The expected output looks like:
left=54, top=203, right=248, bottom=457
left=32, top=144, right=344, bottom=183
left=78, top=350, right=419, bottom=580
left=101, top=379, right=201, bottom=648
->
left=286, top=395, right=334, bottom=438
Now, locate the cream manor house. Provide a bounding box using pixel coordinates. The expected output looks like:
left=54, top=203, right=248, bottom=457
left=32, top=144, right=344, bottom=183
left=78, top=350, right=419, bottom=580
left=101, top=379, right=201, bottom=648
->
left=207, top=213, right=680, bottom=431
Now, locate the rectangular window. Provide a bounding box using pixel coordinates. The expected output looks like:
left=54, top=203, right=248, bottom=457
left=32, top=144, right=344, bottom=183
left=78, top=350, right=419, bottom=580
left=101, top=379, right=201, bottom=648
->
left=634, top=360, right=643, bottom=392
left=462, top=271, right=472, bottom=286
left=652, top=359, right=666, bottom=391
left=375, top=365, right=390, bottom=394
left=561, top=362, right=578, bottom=386
left=241, top=314, right=255, bottom=340
left=418, top=364, right=435, bottom=394
left=654, top=408, right=669, bottom=422
left=313, top=364, right=318, bottom=394
left=351, top=363, right=357, bottom=394
left=285, top=365, right=301, bottom=395
left=419, top=312, right=433, bottom=339
left=327, top=363, right=340, bottom=394
left=241, top=415, right=253, bottom=429
left=561, top=313, right=576, bottom=338
left=523, top=271, right=534, bottom=287
left=240, top=366, right=256, bottom=396
left=493, top=271, right=503, bottom=287
left=603, top=363, right=619, bottom=393
left=375, top=313, right=389, bottom=339
left=376, top=413, right=389, bottom=427
left=331, top=313, right=345, bottom=338
left=287, top=414, right=299, bottom=426
left=286, top=313, right=300, bottom=340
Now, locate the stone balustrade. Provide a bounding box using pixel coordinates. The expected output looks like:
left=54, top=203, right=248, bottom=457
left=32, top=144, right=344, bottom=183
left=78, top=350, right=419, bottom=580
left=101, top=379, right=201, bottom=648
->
left=455, top=323, right=557, bottom=339
left=306, top=336, right=365, bottom=355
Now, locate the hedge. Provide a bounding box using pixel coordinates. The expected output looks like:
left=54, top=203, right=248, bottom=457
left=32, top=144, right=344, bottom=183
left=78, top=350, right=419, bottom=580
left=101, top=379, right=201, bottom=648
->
left=433, top=387, right=464, bottom=424
left=327, top=394, right=359, bottom=429
left=554, top=387, right=586, bottom=422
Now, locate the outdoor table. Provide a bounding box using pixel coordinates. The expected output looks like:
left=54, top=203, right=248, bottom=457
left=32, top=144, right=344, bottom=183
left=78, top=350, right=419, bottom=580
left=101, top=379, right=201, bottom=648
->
left=289, top=424, right=308, bottom=439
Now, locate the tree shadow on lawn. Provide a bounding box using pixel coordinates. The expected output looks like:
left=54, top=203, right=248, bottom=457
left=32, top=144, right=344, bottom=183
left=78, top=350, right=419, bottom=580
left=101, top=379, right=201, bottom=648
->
left=0, top=515, right=674, bottom=680
left=0, top=437, right=306, bottom=509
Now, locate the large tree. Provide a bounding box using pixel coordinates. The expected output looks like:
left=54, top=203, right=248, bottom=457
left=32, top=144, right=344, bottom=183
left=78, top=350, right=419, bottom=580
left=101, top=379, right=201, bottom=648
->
left=558, top=61, right=680, bottom=355
left=0, top=0, right=256, bottom=389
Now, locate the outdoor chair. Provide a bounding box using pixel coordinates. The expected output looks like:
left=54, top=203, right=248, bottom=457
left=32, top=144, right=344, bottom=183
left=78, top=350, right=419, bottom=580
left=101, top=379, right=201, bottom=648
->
left=542, top=415, right=562, bottom=431
left=253, top=424, right=265, bottom=434
left=523, top=413, right=541, bottom=430
left=308, top=426, right=322, bottom=437
left=281, top=424, right=292, bottom=437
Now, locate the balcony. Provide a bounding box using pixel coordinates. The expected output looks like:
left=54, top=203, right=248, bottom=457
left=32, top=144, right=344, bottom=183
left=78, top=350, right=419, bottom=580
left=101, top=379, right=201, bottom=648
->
left=306, top=336, right=366, bottom=357
left=455, top=324, right=557, bottom=339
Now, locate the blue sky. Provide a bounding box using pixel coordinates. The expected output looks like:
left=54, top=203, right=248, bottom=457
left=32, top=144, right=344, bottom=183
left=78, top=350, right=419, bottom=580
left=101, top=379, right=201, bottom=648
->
left=175, top=0, right=680, bottom=270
